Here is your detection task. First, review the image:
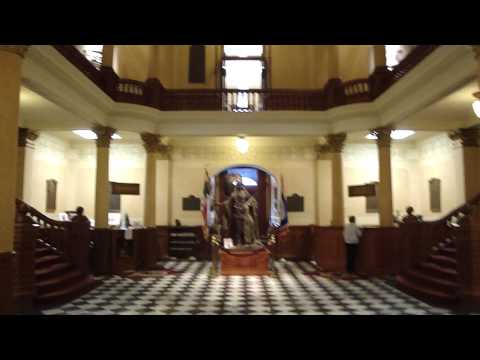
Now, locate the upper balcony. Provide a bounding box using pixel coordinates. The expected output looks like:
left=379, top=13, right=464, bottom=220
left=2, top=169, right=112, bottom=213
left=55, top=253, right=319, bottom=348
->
left=53, top=45, right=439, bottom=112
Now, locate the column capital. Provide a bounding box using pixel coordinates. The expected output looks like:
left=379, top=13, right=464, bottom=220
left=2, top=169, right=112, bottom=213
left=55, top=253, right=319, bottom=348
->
left=314, top=144, right=332, bottom=156
left=141, top=132, right=171, bottom=158
left=449, top=127, right=480, bottom=147
left=326, top=133, right=347, bottom=153
left=93, top=126, right=116, bottom=148
left=0, top=45, right=30, bottom=58
left=372, top=127, right=392, bottom=148
left=17, top=128, right=39, bottom=147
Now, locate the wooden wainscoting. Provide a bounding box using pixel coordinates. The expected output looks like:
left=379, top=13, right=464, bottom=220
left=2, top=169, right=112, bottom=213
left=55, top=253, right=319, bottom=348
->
left=311, top=226, right=345, bottom=272
left=311, top=226, right=400, bottom=276
left=274, top=226, right=313, bottom=260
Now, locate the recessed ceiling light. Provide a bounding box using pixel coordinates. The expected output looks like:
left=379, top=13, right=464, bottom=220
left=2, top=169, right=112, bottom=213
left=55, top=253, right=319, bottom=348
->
left=473, top=100, right=480, bottom=119
left=365, top=130, right=415, bottom=140
left=72, top=130, right=122, bottom=140
left=391, top=130, right=415, bottom=140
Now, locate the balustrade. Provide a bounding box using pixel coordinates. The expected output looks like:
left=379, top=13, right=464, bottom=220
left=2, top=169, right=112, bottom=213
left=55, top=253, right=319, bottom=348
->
left=54, top=45, right=439, bottom=112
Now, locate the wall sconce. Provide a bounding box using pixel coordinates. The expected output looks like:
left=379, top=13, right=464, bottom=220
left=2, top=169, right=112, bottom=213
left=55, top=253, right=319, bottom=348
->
left=235, top=136, right=249, bottom=154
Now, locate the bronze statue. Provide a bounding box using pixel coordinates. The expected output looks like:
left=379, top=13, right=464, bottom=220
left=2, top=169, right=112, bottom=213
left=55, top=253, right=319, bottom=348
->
left=215, top=181, right=260, bottom=247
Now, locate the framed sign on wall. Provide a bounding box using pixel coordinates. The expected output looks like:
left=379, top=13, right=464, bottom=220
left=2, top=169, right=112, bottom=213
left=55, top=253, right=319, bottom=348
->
left=46, top=179, right=57, bottom=213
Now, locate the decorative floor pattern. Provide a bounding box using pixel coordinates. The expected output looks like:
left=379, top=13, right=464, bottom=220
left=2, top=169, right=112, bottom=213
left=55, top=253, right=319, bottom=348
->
left=41, top=260, right=459, bottom=315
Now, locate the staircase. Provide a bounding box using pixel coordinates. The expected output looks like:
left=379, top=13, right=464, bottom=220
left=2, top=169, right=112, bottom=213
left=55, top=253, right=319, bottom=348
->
left=34, top=240, right=98, bottom=308
left=396, top=238, right=461, bottom=305
left=16, top=200, right=99, bottom=310
left=395, top=194, right=480, bottom=306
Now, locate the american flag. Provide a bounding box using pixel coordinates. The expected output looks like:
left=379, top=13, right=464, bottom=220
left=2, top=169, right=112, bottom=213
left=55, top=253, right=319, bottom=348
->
left=201, top=169, right=212, bottom=239
left=277, top=174, right=289, bottom=237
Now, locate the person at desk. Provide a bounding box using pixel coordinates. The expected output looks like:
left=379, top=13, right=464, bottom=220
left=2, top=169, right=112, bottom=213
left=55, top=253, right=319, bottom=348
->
left=71, top=206, right=91, bottom=227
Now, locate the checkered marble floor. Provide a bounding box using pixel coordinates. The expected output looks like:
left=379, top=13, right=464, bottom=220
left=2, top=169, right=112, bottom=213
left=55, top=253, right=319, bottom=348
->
left=41, top=260, right=457, bottom=315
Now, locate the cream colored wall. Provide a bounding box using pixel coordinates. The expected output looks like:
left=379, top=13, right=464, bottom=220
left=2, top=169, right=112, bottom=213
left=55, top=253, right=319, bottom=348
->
left=339, top=134, right=465, bottom=226
left=114, top=45, right=152, bottom=82
left=337, top=46, right=370, bottom=81
left=114, top=45, right=372, bottom=89
left=69, top=142, right=146, bottom=224
left=23, top=132, right=465, bottom=227
left=23, top=133, right=76, bottom=219
left=169, top=144, right=317, bottom=226
left=23, top=136, right=147, bottom=224
left=415, top=133, right=465, bottom=220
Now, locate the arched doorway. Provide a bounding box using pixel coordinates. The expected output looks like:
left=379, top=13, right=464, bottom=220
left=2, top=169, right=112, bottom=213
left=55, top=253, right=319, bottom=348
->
left=213, top=164, right=280, bottom=239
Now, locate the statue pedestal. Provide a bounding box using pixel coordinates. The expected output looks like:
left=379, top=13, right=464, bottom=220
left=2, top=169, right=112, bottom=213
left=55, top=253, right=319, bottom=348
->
left=219, top=247, right=271, bottom=276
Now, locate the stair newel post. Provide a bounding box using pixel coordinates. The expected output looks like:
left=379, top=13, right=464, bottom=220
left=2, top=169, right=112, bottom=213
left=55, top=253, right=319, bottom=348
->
left=13, top=203, right=36, bottom=313
left=69, top=222, right=91, bottom=275
left=455, top=214, right=470, bottom=298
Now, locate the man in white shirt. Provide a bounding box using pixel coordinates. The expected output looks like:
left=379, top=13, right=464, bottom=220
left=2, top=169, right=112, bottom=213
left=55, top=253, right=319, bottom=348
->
left=343, top=216, right=362, bottom=274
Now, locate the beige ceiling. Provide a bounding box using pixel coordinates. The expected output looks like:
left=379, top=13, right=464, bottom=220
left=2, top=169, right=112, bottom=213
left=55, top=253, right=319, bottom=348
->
left=396, top=79, right=478, bottom=130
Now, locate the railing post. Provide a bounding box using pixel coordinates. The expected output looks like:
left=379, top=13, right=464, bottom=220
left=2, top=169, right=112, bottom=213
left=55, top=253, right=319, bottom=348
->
left=13, top=211, right=36, bottom=313
left=323, top=78, right=345, bottom=108
left=144, top=78, right=165, bottom=109
left=369, top=66, right=393, bottom=100
left=100, top=66, right=119, bottom=99
left=68, top=222, right=91, bottom=275
left=91, top=228, right=115, bottom=276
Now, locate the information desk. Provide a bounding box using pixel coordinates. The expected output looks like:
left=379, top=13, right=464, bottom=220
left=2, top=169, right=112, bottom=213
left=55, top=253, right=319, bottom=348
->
left=219, top=247, right=271, bottom=276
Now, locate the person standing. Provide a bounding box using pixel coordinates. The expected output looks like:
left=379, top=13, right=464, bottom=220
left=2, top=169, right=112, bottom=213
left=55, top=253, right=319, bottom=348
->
left=343, top=216, right=362, bottom=274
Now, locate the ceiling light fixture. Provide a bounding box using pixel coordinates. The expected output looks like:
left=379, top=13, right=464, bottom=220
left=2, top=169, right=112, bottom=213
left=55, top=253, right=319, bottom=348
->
left=473, top=92, right=480, bottom=119
left=72, top=130, right=122, bottom=140
left=235, top=136, right=249, bottom=154
left=365, top=130, right=415, bottom=140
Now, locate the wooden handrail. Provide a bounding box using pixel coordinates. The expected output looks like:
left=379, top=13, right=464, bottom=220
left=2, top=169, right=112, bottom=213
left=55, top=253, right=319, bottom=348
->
left=53, top=45, right=439, bottom=111
left=399, top=192, right=480, bottom=293
left=15, top=199, right=91, bottom=274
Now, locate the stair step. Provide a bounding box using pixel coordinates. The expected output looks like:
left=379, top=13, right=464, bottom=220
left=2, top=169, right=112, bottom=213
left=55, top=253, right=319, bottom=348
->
left=405, top=269, right=460, bottom=293
left=35, top=262, right=74, bottom=281
left=35, top=247, right=52, bottom=256
left=35, top=254, right=64, bottom=269
left=36, top=270, right=85, bottom=295
left=438, top=247, right=456, bottom=256
left=418, top=262, right=458, bottom=282
left=429, top=254, right=457, bottom=268
left=396, top=275, right=459, bottom=305
left=35, top=276, right=99, bottom=307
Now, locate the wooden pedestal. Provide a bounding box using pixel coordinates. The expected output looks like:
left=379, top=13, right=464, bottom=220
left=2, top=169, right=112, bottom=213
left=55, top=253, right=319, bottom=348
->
left=219, top=248, right=270, bottom=276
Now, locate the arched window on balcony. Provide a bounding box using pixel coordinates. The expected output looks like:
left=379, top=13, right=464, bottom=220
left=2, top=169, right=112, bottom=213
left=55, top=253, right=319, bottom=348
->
left=74, top=45, right=103, bottom=69
left=221, top=45, right=267, bottom=112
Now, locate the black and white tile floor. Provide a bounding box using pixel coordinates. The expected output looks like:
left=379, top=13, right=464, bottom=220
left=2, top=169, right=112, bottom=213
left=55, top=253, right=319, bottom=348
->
left=41, top=260, right=460, bottom=315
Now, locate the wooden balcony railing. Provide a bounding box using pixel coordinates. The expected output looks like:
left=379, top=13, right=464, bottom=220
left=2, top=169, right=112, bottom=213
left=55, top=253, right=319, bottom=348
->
left=54, top=45, right=439, bottom=112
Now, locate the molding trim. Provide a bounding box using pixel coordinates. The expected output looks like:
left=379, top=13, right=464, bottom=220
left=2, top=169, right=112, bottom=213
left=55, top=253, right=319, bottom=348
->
left=21, top=45, right=477, bottom=137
